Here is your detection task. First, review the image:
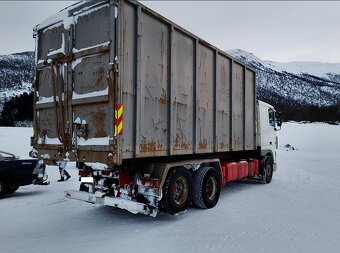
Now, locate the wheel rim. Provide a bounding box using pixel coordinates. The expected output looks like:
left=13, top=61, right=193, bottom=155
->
left=172, top=176, right=189, bottom=206
left=206, top=176, right=217, bottom=201
left=266, top=163, right=272, bottom=180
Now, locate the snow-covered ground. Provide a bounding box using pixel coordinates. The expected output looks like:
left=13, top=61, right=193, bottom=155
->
left=1, top=122, right=340, bottom=253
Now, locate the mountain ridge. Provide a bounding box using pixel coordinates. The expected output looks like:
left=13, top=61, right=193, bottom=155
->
left=226, top=49, right=340, bottom=108
left=0, top=50, right=339, bottom=125
left=0, top=51, right=34, bottom=112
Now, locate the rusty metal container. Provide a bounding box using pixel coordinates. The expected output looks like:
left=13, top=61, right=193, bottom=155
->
left=32, top=0, right=256, bottom=166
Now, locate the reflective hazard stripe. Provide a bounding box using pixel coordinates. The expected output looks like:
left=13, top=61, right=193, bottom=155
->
left=115, top=104, right=123, bottom=135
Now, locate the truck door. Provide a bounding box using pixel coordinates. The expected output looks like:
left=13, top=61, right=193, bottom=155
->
left=34, top=1, right=117, bottom=165
left=258, top=102, right=277, bottom=151
left=70, top=3, right=116, bottom=164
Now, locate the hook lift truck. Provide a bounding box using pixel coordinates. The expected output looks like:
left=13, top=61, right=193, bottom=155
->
left=30, top=0, right=282, bottom=216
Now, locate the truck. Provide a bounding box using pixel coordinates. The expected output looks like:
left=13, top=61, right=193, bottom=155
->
left=0, top=150, right=39, bottom=196
left=31, top=0, right=282, bottom=216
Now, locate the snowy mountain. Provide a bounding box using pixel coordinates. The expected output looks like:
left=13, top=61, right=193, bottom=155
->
left=226, top=49, right=340, bottom=107
left=0, top=52, right=34, bottom=112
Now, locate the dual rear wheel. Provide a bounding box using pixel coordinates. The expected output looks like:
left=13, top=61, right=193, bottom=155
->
left=159, top=167, right=221, bottom=214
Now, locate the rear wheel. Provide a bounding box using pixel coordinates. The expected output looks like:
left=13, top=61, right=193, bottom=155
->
left=0, top=177, right=8, bottom=196
left=262, top=156, right=273, bottom=184
left=7, top=185, right=19, bottom=194
left=79, top=182, right=94, bottom=193
left=193, top=167, right=221, bottom=209
left=159, top=167, right=193, bottom=215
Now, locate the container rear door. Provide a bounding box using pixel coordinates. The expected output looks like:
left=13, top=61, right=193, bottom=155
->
left=34, top=1, right=117, bottom=164
left=71, top=3, right=116, bottom=163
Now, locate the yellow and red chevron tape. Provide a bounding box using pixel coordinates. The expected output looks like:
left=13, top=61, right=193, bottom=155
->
left=115, top=104, right=123, bottom=135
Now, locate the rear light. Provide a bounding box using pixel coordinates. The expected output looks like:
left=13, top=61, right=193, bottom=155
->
left=79, top=170, right=92, bottom=177
left=102, top=170, right=111, bottom=176
left=138, top=178, right=160, bottom=188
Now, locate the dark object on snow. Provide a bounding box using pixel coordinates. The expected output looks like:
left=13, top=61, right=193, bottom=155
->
left=0, top=150, right=40, bottom=196
left=56, top=161, right=70, bottom=182
left=285, top=144, right=296, bottom=150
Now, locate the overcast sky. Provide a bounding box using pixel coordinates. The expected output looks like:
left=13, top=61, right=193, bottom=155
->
left=0, top=1, right=339, bottom=63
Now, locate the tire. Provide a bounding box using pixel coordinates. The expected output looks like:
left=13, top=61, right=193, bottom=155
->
left=7, top=185, right=19, bottom=194
left=193, top=167, right=221, bottom=209
left=159, top=167, right=193, bottom=215
left=79, top=182, right=94, bottom=193
left=262, top=156, right=273, bottom=184
left=0, top=176, right=8, bottom=196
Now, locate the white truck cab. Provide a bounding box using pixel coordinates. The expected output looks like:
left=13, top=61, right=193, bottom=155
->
left=257, top=100, right=282, bottom=172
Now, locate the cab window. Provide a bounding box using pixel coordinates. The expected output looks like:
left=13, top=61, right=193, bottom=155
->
left=268, top=108, right=275, bottom=127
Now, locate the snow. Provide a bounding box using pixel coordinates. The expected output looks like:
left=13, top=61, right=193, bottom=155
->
left=35, top=2, right=83, bottom=31
left=73, top=3, right=110, bottom=22
left=36, top=93, right=64, bottom=105
left=77, top=136, right=110, bottom=146
left=227, top=48, right=340, bottom=79
left=0, top=127, right=32, bottom=159
left=71, top=57, right=84, bottom=70
left=72, top=87, right=108, bottom=100
left=84, top=162, right=108, bottom=171
left=47, top=33, right=65, bottom=57
left=72, top=41, right=110, bottom=53
left=264, top=60, right=340, bottom=78
left=35, top=1, right=108, bottom=32
left=36, top=96, right=55, bottom=104
left=74, top=117, right=81, bottom=124
left=38, top=136, right=62, bottom=145
left=1, top=122, right=340, bottom=253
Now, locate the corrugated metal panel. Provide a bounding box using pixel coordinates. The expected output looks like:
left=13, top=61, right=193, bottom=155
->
left=245, top=69, right=256, bottom=150
left=196, top=43, right=214, bottom=153
left=73, top=104, right=110, bottom=138
left=74, top=5, right=110, bottom=50
left=39, top=108, right=58, bottom=138
left=38, top=25, right=63, bottom=60
left=71, top=3, right=115, bottom=162
left=216, top=53, right=231, bottom=152
left=170, top=29, right=195, bottom=155
left=120, top=2, right=136, bottom=156
left=37, top=67, right=53, bottom=98
left=135, top=11, right=169, bottom=157
left=232, top=62, right=244, bottom=151
left=73, top=54, right=109, bottom=95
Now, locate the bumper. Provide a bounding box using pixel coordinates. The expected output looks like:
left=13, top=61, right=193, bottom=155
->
left=64, top=190, right=157, bottom=217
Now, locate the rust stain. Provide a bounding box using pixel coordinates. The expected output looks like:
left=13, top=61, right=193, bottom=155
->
left=95, top=66, right=105, bottom=87
left=198, top=139, right=208, bottom=150
left=91, top=111, right=107, bottom=137
left=159, top=88, right=167, bottom=104
left=233, top=139, right=241, bottom=148
left=140, top=140, right=163, bottom=153
left=220, top=142, right=227, bottom=149
left=41, top=111, right=55, bottom=136
left=173, top=132, right=190, bottom=150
